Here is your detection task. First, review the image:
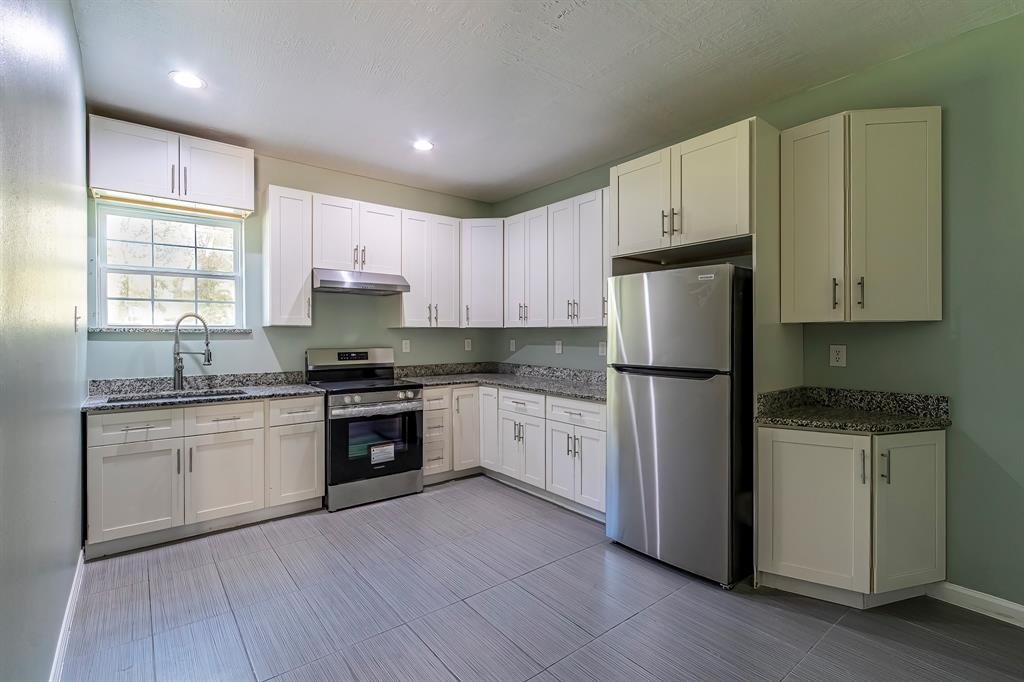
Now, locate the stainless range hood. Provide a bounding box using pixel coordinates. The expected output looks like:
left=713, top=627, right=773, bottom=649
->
left=312, top=268, right=410, bottom=295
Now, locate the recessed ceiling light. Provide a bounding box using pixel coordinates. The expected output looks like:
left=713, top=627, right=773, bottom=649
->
left=169, top=71, right=206, bottom=89
left=413, top=139, right=434, bottom=151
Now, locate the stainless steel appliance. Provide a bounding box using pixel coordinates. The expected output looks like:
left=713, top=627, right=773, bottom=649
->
left=312, top=268, right=410, bottom=295
left=306, top=348, right=423, bottom=511
left=606, top=263, right=752, bottom=587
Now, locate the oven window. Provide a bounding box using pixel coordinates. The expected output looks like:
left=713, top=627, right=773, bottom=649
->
left=348, top=416, right=405, bottom=461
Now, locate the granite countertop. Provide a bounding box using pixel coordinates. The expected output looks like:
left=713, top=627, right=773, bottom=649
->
left=756, top=386, right=951, bottom=434
left=413, top=373, right=606, bottom=402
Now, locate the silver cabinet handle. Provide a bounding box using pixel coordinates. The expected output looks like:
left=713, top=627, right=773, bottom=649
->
left=602, top=296, right=607, bottom=319
left=427, top=303, right=432, bottom=325
left=661, top=209, right=668, bottom=236
left=567, top=299, right=571, bottom=320
left=465, top=304, right=470, bottom=324
left=171, top=164, right=176, bottom=193
left=574, top=435, right=580, bottom=458
left=120, top=424, right=153, bottom=431
left=524, top=303, right=528, bottom=321
left=510, top=400, right=526, bottom=406
left=455, top=396, right=460, bottom=414
left=427, top=424, right=444, bottom=431
left=177, top=448, right=181, bottom=475
left=566, top=433, right=571, bottom=457
left=361, top=246, right=366, bottom=266
left=881, top=450, right=892, bottom=484
left=433, top=304, right=438, bottom=324
left=860, top=449, right=866, bottom=484
left=212, top=416, right=240, bottom=422
left=670, top=208, right=679, bottom=234
left=189, top=447, right=193, bottom=473
left=306, top=297, right=311, bottom=318
left=353, top=245, right=359, bottom=268
left=184, top=166, right=188, bottom=195
left=832, top=277, right=839, bottom=309
left=427, top=455, right=444, bottom=462
left=857, top=276, right=865, bottom=308
left=518, top=303, right=523, bottom=321
left=565, top=410, right=583, bottom=417
left=573, top=300, right=579, bottom=319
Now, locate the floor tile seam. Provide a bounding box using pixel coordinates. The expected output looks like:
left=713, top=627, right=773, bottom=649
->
left=214, top=559, right=261, bottom=682
left=217, top=554, right=301, bottom=612
left=778, top=617, right=843, bottom=681
left=146, top=570, right=157, bottom=682
left=403, top=616, right=467, bottom=681
left=346, top=558, right=462, bottom=626
left=886, top=601, right=1024, bottom=658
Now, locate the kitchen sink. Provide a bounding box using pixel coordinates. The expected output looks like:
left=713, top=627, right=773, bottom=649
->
left=106, top=388, right=247, bottom=403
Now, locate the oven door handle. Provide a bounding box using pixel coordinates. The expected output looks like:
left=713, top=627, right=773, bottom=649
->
left=329, top=400, right=423, bottom=419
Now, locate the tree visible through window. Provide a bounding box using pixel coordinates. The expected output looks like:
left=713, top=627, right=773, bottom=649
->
left=97, top=203, right=243, bottom=327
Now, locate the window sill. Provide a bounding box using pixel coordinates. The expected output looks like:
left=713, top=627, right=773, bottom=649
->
left=88, top=327, right=253, bottom=335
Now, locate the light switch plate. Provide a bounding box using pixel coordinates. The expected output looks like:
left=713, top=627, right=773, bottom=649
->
left=555, top=340, right=563, bottom=354
left=509, top=339, right=516, bottom=352
left=829, top=344, right=847, bottom=367
left=464, top=338, right=472, bottom=351
left=598, top=341, right=607, bottom=356
left=401, top=339, right=410, bottom=353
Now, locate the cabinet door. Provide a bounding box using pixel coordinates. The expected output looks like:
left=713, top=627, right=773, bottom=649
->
left=479, top=387, right=500, bottom=470
left=547, top=199, right=575, bottom=327
left=89, top=115, right=179, bottom=200
left=263, top=186, right=312, bottom=326
left=423, top=408, right=452, bottom=477
left=504, top=213, right=526, bottom=327
left=757, top=428, right=872, bottom=593
left=452, top=388, right=480, bottom=470
left=461, top=219, right=504, bottom=328
left=575, top=190, right=605, bottom=327
left=670, top=120, right=750, bottom=245
left=575, top=426, right=606, bottom=512
left=431, top=215, right=461, bottom=328
left=849, top=107, right=942, bottom=321
left=401, top=210, right=431, bottom=327
left=545, top=421, right=574, bottom=500
left=178, top=135, right=254, bottom=210
left=520, top=414, right=546, bottom=489
left=498, top=411, right=522, bottom=479
left=265, top=422, right=324, bottom=508
left=86, top=439, right=184, bottom=543
left=873, top=431, right=946, bottom=593
left=185, top=429, right=265, bottom=524
left=313, top=194, right=358, bottom=271
left=780, top=115, right=846, bottom=323
left=602, top=187, right=610, bottom=325
left=524, top=207, right=548, bottom=327
left=609, top=148, right=671, bottom=256
left=358, top=202, right=403, bottom=275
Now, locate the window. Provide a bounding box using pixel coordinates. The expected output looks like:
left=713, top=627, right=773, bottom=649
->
left=96, top=203, right=243, bottom=328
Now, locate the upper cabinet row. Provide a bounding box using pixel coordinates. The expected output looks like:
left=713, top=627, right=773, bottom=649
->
left=780, top=107, right=942, bottom=322
left=88, top=115, right=255, bottom=212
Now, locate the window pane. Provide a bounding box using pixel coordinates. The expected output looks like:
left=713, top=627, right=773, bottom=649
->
left=154, top=244, right=196, bottom=270
left=196, top=225, right=234, bottom=250
left=197, top=278, right=235, bottom=302
left=154, top=220, right=195, bottom=246
left=154, top=275, right=196, bottom=301
left=106, top=215, right=151, bottom=242
left=154, top=301, right=196, bottom=325
left=198, top=302, right=236, bottom=327
left=107, top=300, right=152, bottom=325
left=106, top=273, right=151, bottom=299
left=197, top=248, right=234, bottom=273
left=107, top=241, right=152, bottom=266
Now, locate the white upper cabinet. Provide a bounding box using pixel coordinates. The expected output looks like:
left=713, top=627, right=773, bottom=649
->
left=781, top=107, right=942, bottom=323
left=547, top=199, right=575, bottom=327
left=401, top=211, right=460, bottom=327
left=88, top=115, right=254, bottom=211
left=670, top=120, right=751, bottom=245
left=359, top=202, right=403, bottom=275
left=263, top=186, right=312, bottom=326
left=504, top=213, right=526, bottom=326
left=313, top=194, right=359, bottom=271
left=505, top=207, right=547, bottom=327
left=548, top=190, right=607, bottom=327
left=461, top=219, right=504, bottom=328
left=609, top=148, right=671, bottom=256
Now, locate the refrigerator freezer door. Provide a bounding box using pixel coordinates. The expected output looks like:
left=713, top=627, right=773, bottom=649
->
left=606, top=366, right=732, bottom=584
left=608, top=264, right=734, bottom=372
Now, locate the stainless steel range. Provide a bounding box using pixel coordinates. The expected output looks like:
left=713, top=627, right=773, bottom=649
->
left=305, top=348, right=423, bottom=511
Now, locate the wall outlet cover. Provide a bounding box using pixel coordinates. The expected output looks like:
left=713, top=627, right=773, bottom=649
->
left=401, top=339, right=410, bottom=353
left=598, top=341, right=607, bottom=357
left=829, top=344, right=847, bottom=367
left=555, top=340, right=563, bottom=354
left=509, top=339, right=516, bottom=352
left=464, top=338, right=472, bottom=351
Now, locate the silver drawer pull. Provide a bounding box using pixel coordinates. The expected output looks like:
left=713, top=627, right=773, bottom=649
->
left=427, top=425, right=444, bottom=431
left=427, top=455, right=444, bottom=462
left=212, top=416, right=240, bottom=422
left=120, top=425, right=153, bottom=431
left=564, top=410, right=583, bottom=417
left=284, top=409, right=313, bottom=415
left=510, top=400, right=526, bottom=406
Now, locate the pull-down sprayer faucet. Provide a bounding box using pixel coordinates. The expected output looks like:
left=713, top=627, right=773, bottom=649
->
left=173, top=313, right=212, bottom=390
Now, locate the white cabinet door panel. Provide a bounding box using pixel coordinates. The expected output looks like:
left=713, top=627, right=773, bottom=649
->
left=498, top=411, right=522, bottom=480
left=479, top=388, right=500, bottom=470
left=431, top=215, right=461, bottom=328
left=185, top=429, right=265, bottom=524
left=575, top=190, right=605, bottom=326
left=504, top=214, right=526, bottom=326
left=263, top=186, right=312, bottom=326
left=313, top=194, right=358, bottom=271
left=524, top=207, right=548, bottom=327
left=602, top=187, right=610, bottom=325
left=453, top=388, right=480, bottom=470
left=521, top=415, right=546, bottom=489
left=178, top=135, right=254, bottom=210
left=547, top=199, right=574, bottom=327
left=401, top=211, right=431, bottom=327
left=545, top=421, right=574, bottom=500
left=610, top=148, right=671, bottom=256
left=88, top=115, right=179, bottom=201
left=575, top=426, right=606, bottom=512
left=358, top=202, right=402, bottom=275
left=461, top=219, right=504, bottom=328
left=265, top=422, right=324, bottom=508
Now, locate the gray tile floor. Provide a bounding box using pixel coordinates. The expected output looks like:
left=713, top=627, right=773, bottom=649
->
left=62, top=475, right=1023, bottom=681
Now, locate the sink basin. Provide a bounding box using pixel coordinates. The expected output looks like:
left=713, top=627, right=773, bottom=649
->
left=106, top=388, right=247, bottom=403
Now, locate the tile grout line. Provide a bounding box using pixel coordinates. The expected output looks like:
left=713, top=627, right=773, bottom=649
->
left=778, top=608, right=848, bottom=681
left=215, top=559, right=260, bottom=682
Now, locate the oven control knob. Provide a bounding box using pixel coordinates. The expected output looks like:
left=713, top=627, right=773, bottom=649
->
left=397, top=391, right=406, bottom=399
left=343, top=395, right=352, bottom=404
left=353, top=395, right=362, bottom=404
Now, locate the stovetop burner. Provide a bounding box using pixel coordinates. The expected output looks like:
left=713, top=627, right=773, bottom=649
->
left=305, top=347, right=422, bottom=407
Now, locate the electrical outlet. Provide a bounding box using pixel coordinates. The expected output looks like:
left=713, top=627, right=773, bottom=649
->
left=464, top=338, right=472, bottom=351
left=401, top=339, right=410, bottom=353
left=598, top=341, right=607, bottom=357
left=829, top=344, right=847, bottom=367
left=509, top=339, right=516, bottom=352
left=555, top=340, right=563, bottom=354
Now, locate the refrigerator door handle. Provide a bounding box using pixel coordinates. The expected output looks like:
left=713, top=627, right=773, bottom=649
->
left=610, top=364, right=722, bottom=380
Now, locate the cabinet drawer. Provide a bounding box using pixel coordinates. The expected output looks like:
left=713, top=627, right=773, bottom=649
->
left=185, top=400, right=264, bottom=435
left=87, top=408, right=184, bottom=446
left=424, top=409, right=451, bottom=443
left=266, top=396, right=324, bottom=427
left=498, top=389, right=545, bottom=417
left=547, top=396, right=606, bottom=431
left=422, top=387, right=452, bottom=411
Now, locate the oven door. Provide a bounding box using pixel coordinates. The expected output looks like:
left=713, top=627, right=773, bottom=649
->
left=328, top=402, right=422, bottom=486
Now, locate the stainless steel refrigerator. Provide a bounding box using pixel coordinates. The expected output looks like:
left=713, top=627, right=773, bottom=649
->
left=606, top=263, right=752, bottom=587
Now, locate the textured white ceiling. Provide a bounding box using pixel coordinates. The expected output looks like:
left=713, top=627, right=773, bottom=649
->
left=71, top=0, right=1022, bottom=202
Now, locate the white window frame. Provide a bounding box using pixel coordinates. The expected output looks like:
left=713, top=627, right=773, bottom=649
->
left=95, top=201, right=245, bottom=328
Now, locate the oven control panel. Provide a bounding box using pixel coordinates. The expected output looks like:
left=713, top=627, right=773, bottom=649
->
left=328, top=388, right=420, bottom=408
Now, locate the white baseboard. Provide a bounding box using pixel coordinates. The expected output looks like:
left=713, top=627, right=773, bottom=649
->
left=927, top=581, right=1024, bottom=629
left=49, top=550, right=84, bottom=682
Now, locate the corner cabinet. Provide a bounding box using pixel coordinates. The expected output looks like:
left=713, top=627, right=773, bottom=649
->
left=504, top=208, right=548, bottom=327
left=757, top=427, right=945, bottom=599
left=781, top=107, right=942, bottom=322
left=263, top=186, right=313, bottom=326
left=401, top=211, right=460, bottom=327
left=461, top=219, right=504, bottom=328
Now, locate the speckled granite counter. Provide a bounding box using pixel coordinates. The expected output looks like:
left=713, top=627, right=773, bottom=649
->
left=413, top=373, right=605, bottom=402
left=756, top=386, right=950, bottom=434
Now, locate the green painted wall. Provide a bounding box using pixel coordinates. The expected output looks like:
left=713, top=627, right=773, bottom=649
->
left=494, top=15, right=1024, bottom=605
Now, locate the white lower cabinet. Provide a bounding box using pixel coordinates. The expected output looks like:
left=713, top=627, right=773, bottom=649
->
left=265, top=421, right=324, bottom=508
left=185, top=429, right=265, bottom=524
left=758, top=427, right=945, bottom=597
left=520, top=415, right=546, bottom=489
left=87, top=438, right=185, bottom=544
left=498, top=410, right=523, bottom=479
left=545, top=421, right=575, bottom=499
left=479, top=387, right=499, bottom=469
left=423, top=409, right=453, bottom=476
left=544, top=421, right=606, bottom=512
left=452, top=387, right=480, bottom=470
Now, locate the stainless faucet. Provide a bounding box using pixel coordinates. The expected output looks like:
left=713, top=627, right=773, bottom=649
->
left=173, top=313, right=213, bottom=390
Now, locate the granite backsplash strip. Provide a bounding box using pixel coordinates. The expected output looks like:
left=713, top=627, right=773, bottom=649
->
left=397, top=362, right=605, bottom=387
left=88, top=371, right=305, bottom=396
left=396, top=362, right=497, bottom=378
left=88, top=327, right=253, bottom=335
left=757, top=386, right=949, bottom=420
